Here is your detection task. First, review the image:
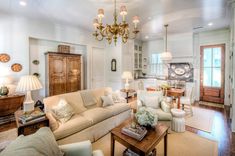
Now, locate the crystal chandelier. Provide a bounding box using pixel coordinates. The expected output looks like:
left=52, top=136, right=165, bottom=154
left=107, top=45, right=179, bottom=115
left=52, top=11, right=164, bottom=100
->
left=92, top=0, right=140, bottom=45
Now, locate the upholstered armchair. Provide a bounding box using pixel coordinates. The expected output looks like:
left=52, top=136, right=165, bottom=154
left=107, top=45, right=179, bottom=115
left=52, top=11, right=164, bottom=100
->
left=137, top=90, right=172, bottom=123
left=1, top=127, right=104, bottom=156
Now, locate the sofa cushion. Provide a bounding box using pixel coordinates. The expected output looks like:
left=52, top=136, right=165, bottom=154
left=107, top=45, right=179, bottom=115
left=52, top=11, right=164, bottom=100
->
left=92, top=87, right=112, bottom=107
left=105, top=103, right=130, bottom=115
left=80, top=90, right=97, bottom=108
left=160, top=101, right=171, bottom=113
left=54, top=115, right=92, bottom=140
left=146, top=107, right=172, bottom=121
left=143, top=96, right=160, bottom=109
left=81, top=108, right=113, bottom=125
left=1, top=127, right=63, bottom=156
left=43, top=92, right=87, bottom=114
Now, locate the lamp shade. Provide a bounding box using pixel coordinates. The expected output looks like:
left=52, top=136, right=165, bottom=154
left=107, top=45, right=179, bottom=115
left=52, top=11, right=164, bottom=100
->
left=160, top=52, right=172, bottom=61
left=122, top=71, right=133, bottom=80
left=16, top=75, right=42, bottom=92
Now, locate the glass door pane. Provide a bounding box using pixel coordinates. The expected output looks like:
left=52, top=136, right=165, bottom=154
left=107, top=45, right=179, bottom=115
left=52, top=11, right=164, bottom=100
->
left=203, top=68, right=212, bottom=86
left=203, top=48, right=212, bottom=67
left=212, top=68, right=221, bottom=87
left=213, top=48, right=221, bottom=67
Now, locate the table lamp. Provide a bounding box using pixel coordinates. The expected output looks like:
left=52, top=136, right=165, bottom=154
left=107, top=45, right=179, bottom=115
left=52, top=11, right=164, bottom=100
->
left=122, top=71, right=133, bottom=90
left=16, top=75, right=42, bottom=112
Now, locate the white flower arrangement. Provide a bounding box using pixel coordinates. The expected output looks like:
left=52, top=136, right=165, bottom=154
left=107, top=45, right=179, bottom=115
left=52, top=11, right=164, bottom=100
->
left=135, top=107, right=158, bottom=127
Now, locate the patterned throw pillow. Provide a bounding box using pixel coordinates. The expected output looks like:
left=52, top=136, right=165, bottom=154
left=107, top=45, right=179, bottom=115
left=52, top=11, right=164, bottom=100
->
left=51, top=99, right=75, bottom=123
left=111, top=91, right=126, bottom=103
left=101, top=95, right=114, bottom=107
left=161, top=100, right=171, bottom=113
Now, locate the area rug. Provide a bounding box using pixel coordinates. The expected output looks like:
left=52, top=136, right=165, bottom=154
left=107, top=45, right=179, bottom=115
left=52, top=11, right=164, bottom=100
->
left=185, top=107, right=215, bottom=133
left=0, top=128, right=17, bottom=151
left=92, top=131, right=218, bottom=156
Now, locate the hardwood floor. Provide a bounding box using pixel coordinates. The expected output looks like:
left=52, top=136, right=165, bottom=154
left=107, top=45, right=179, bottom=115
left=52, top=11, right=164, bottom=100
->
left=186, top=103, right=234, bottom=156
left=0, top=99, right=234, bottom=156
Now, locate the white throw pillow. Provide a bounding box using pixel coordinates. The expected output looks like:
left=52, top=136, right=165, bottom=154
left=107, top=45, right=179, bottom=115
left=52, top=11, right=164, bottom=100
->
left=51, top=99, right=75, bottom=123
left=101, top=95, right=114, bottom=107
left=143, top=96, right=160, bottom=109
left=111, top=91, right=126, bottom=103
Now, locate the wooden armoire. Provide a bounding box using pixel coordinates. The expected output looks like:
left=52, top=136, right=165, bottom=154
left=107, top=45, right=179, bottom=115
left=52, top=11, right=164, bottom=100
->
left=45, top=52, right=82, bottom=96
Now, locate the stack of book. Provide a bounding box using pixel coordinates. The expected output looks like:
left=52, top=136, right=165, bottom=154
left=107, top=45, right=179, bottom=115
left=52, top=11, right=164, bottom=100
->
left=121, top=124, right=147, bottom=141
left=19, top=109, right=45, bottom=124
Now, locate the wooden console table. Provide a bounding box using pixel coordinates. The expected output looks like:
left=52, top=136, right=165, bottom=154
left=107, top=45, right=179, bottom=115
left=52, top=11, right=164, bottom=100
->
left=0, top=94, right=25, bottom=117
left=167, top=88, right=185, bottom=109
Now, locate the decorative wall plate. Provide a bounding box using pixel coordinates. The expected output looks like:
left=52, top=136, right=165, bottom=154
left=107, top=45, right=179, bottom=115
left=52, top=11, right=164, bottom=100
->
left=0, top=53, right=10, bottom=63
left=11, top=63, right=22, bottom=72
left=32, top=60, right=40, bottom=65
left=33, top=73, right=40, bottom=78
left=174, top=68, right=186, bottom=75
left=168, top=62, right=194, bottom=82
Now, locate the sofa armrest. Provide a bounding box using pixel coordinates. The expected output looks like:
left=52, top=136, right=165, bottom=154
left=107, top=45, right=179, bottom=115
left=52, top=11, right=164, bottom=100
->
left=59, top=140, right=93, bottom=156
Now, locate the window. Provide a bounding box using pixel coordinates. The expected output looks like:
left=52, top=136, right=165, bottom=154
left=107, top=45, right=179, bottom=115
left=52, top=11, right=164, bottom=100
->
left=149, top=53, right=163, bottom=75
left=203, top=47, right=222, bottom=87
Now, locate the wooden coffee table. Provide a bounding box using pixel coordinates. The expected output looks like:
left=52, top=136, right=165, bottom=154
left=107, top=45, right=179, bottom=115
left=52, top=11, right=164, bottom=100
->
left=111, top=118, right=169, bottom=156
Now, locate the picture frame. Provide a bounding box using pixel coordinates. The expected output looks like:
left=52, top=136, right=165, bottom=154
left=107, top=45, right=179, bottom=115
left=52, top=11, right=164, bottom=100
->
left=111, top=59, right=117, bottom=72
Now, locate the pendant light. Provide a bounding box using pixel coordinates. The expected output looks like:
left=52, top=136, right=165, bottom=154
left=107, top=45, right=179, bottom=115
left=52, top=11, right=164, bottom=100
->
left=160, top=24, right=172, bottom=61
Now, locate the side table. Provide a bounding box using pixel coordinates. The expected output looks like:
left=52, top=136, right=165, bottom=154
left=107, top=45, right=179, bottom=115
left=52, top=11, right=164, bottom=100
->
left=14, top=110, right=49, bottom=136
left=120, top=89, right=135, bottom=103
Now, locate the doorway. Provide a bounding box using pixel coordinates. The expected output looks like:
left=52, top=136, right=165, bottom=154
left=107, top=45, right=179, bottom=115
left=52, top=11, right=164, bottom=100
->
left=91, top=47, right=105, bottom=89
left=200, top=44, right=225, bottom=104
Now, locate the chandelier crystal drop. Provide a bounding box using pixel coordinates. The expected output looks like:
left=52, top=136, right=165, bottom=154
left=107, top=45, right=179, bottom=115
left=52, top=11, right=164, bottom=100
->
left=92, top=0, right=140, bottom=45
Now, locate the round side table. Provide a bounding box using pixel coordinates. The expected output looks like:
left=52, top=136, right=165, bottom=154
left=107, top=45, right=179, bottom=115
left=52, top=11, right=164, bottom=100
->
left=171, top=108, right=186, bottom=132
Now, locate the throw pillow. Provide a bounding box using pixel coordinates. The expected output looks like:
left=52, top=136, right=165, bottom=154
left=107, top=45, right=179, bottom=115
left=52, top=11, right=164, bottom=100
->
left=51, top=99, right=74, bottom=123
left=1, top=127, right=63, bottom=156
left=161, top=101, right=171, bottom=113
left=143, top=96, right=160, bottom=109
left=111, top=91, right=126, bottom=103
left=101, top=95, right=114, bottom=107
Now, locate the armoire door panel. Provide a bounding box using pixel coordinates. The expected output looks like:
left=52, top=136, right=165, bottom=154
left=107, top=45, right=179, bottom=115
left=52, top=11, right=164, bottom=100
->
left=66, top=56, right=81, bottom=92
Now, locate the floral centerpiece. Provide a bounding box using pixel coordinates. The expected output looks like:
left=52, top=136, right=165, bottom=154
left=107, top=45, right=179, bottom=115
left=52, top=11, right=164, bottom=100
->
left=135, top=107, right=158, bottom=128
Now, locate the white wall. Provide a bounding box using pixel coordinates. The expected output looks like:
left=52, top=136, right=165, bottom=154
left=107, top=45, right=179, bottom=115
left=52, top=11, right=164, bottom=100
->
left=142, top=30, right=230, bottom=105
left=104, top=41, right=123, bottom=90
left=29, top=38, right=87, bottom=100
left=0, top=13, right=105, bottom=97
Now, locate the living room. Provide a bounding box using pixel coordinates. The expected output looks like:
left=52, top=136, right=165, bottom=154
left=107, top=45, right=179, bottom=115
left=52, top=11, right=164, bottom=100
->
left=0, top=0, right=234, bottom=156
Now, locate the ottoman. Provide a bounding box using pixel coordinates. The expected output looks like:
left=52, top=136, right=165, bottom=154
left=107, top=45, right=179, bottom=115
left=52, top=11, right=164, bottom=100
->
left=171, top=108, right=186, bottom=132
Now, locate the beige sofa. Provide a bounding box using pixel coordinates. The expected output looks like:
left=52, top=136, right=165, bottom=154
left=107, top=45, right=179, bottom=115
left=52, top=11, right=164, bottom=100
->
left=43, top=87, right=131, bottom=145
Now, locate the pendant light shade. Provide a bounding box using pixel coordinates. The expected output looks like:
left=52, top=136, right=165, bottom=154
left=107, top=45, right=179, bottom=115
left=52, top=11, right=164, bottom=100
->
left=160, top=24, right=172, bottom=61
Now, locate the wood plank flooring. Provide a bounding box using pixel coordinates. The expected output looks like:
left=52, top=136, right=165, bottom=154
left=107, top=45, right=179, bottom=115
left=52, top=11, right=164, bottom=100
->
left=0, top=100, right=234, bottom=156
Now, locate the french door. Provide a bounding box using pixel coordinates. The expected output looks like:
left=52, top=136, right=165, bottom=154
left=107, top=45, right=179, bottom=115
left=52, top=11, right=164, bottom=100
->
left=200, top=44, right=225, bottom=104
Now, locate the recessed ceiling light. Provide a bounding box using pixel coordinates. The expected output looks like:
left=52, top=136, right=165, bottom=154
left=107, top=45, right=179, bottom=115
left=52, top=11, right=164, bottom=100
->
left=145, top=36, right=149, bottom=39
left=208, top=22, right=213, bottom=26
left=19, top=1, right=27, bottom=6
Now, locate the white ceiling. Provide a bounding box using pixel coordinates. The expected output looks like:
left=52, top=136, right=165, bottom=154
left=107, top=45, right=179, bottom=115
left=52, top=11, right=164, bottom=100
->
left=0, top=0, right=231, bottom=40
